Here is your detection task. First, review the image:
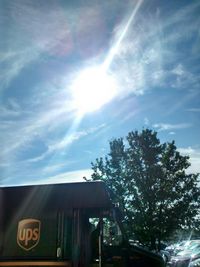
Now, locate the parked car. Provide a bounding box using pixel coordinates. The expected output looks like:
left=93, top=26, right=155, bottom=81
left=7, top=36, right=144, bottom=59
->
left=167, top=241, right=200, bottom=267
left=165, top=241, right=191, bottom=256
left=160, top=250, right=171, bottom=264
left=161, top=240, right=189, bottom=264
left=174, top=241, right=200, bottom=255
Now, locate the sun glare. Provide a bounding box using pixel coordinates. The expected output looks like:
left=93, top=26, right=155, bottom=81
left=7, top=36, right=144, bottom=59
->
left=71, top=66, right=117, bottom=114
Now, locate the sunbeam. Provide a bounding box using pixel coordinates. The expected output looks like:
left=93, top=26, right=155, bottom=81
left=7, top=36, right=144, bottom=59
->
left=103, top=0, right=143, bottom=70
left=70, top=0, right=143, bottom=116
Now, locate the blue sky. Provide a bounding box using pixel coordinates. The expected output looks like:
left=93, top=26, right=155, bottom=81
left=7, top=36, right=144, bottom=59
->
left=0, top=0, right=200, bottom=185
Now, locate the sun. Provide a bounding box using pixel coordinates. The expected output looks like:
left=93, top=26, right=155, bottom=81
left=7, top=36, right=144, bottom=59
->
left=71, top=66, right=117, bottom=115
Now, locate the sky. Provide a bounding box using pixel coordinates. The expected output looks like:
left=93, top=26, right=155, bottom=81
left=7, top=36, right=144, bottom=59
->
left=0, top=0, right=200, bottom=186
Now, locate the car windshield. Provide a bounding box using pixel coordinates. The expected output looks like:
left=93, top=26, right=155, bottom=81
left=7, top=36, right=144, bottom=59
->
left=177, top=242, right=200, bottom=256
left=187, top=242, right=200, bottom=251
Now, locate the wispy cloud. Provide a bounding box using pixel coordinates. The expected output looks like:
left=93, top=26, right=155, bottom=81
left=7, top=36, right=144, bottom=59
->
left=0, top=93, right=78, bottom=185
left=187, top=108, right=200, bottom=112
left=1, top=168, right=93, bottom=186
left=172, top=64, right=185, bottom=76
left=178, top=147, right=200, bottom=174
left=0, top=101, right=73, bottom=158
left=144, top=117, right=150, bottom=126
left=26, top=123, right=106, bottom=163
left=0, top=1, right=77, bottom=92
left=38, top=169, right=93, bottom=185
left=153, top=123, right=192, bottom=132
left=0, top=49, right=38, bottom=92
left=0, top=98, right=22, bottom=118
left=42, top=162, right=75, bottom=175
left=1, top=1, right=199, bottom=100
left=108, top=1, right=200, bottom=99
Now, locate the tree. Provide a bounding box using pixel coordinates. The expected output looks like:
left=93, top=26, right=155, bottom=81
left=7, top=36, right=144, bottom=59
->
left=91, top=129, right=200, bottom=249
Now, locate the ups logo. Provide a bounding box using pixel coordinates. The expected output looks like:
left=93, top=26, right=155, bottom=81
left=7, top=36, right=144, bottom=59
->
left=17, top=219, right=41, bottom=251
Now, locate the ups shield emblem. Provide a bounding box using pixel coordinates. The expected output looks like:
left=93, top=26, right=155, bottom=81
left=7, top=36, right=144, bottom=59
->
left=17, top=219, right=41, bottom=251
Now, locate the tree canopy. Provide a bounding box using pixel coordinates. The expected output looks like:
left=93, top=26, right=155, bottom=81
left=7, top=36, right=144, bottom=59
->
left=91, top=129, right=200, bottom=249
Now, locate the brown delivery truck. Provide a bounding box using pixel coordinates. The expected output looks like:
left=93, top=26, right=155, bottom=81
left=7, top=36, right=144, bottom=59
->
left=0, top=181, right=164, bottom=267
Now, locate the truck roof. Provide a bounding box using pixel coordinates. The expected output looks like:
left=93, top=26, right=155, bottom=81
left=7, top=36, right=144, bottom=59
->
left=1, top=181, right=113, bottom=212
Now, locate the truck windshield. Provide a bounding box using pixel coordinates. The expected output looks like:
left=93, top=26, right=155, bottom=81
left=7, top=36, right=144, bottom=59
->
left=89, top=217, right=123, bottom=247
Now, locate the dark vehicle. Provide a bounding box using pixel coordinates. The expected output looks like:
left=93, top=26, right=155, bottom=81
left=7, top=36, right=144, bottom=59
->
left=160, top=250, right=171, bottom=264
left=167, top=241, right=200, bottom=267
left=163, top=241, right=190, bottom=263
left=0, top=181, right=164, bottom=267
left=165, top=241, right=188, bottom=256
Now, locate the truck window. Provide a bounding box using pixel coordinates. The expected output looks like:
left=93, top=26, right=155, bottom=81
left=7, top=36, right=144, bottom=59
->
left=103, top=218, right=123, bottom=246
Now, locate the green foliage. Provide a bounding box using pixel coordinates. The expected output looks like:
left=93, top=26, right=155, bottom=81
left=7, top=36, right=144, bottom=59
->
left=91, top=129, right=200, bottom=249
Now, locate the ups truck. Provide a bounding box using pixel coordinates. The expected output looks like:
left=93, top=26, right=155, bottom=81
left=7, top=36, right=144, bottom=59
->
left=0, top=181, right=164, bottom=267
